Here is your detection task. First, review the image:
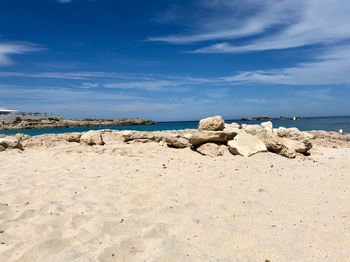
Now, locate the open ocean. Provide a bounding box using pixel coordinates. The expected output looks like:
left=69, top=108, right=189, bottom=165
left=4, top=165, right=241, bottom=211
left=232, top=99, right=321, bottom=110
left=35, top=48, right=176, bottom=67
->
left=1, top=116, right=349, bottom=136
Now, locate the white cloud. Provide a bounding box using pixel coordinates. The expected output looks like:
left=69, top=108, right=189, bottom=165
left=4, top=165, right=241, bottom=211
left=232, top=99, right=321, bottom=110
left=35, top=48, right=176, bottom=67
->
left=0, top=42, right=41, bottom=66
left=104, top=80, right=193, bottom=92
left=223, top=45, right=350, bottom=85
left=105, top=80, right=177, bottom=90
left=80, top=82, right=99, bottom=89
left=56, top=0, right=72, bottom=3
left=151, top=0, right=350, bottom=55
left=149, top=0, right=299, bottom=44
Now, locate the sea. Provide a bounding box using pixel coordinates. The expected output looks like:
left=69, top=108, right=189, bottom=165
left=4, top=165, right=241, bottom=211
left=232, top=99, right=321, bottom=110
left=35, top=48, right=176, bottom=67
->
left=1, top=116, right=349, bottom=136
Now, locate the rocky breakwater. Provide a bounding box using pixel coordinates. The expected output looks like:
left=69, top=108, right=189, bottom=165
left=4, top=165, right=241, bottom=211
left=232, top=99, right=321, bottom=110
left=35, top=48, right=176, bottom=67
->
left=3, top=115, right=342, bottom=158
left=120, top=115, right=314, bottom=158
left=0, top=117, right=155, bottom=131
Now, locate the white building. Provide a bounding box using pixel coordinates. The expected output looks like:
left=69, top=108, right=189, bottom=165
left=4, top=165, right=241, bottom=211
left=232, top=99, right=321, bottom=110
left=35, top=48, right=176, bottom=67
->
left=0, top=108, right=19, bottom=115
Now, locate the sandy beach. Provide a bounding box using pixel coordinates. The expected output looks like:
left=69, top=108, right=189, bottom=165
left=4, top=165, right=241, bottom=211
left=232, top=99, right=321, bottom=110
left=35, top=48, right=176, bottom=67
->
left=0, top=124, right=350, bottom=261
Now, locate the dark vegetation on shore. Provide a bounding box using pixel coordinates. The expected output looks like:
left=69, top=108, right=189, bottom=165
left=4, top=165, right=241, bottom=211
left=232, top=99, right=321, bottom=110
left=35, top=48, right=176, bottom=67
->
left=0, top=117, right=155, bottom=131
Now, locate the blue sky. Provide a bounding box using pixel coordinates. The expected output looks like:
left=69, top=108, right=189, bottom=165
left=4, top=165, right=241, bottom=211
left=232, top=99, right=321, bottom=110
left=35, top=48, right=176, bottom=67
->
left=0, top=0, right=349, bottom=121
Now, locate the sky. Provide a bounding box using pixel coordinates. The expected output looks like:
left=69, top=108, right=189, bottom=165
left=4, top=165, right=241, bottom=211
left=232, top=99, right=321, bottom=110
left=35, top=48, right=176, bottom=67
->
left=0, top=0, right=350, bottom=121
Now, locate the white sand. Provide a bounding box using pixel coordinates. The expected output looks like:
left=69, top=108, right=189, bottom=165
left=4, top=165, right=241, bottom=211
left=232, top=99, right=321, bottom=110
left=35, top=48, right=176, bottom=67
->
left=0, top=142, right=349, bottom=261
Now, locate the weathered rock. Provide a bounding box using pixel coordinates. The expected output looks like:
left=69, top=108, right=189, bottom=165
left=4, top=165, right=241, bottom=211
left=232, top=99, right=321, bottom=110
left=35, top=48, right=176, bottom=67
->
left=13, top=134, right=30, bottom=142
left=0, top=145, right=5, bottom=152
left=61, top=133, right=82, bottom=143
left=307, top=130, right=350, bottom=141
left=21, top=134, right=68, bottom=148
left=121, top=131, right=157, bottom=142
left=228, top=133, right=267, bottom=157
left=256, top=131, right=296, bottom=158
left=241, top=124, right=265, bottom=135
left=188, top=130, right=238, bottom=146
left=0, top=138, right=23, bottom=150
left=80, top=131, right=104, bottom=146
left=274, top=127, right=313, bottom=151
left=224, top=123, right=241, bottom=132
left=281, top=137, right=309, bottom=154
left=261, top=121, right=273, bottom=132
left=163, top=136, right=190, bottom=148
left=121, top=131, right=191, bottom=148
left=183, top=133, right=193, bottom=140
left=275, top=127, right=313, bottom=139
left=198, top=115, right=225, bottom=131
left=196, top=143, right=226, bottom=157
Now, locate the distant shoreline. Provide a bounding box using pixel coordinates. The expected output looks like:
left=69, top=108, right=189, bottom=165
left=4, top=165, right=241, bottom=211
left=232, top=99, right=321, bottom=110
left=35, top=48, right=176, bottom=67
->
left=0, top=118, right=155, bottom=131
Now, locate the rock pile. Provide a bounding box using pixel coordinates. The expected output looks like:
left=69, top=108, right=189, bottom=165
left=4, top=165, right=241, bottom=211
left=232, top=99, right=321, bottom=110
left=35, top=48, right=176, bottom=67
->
left=0, top=115, right=316, bottom=158
left=118, top=116, right=313, bottom=158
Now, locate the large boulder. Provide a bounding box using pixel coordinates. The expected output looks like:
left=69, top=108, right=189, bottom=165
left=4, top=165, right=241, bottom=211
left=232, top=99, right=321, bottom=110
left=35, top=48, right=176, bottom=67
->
left=80, top=131, right=104, bottom=146
left=188, top=130, right=238, bottom=146
left=281, top=137, right=309, bottom=154
left=274, top=127, right=313, bottom=151
left=121, top=131, right=191, bottom=148
left=0, top=138, right=23, bottom=150
left=257, top=131, right=296, bottom=158
left=228, top=133, right=267, bottom=157
left=196, top=143, right=226, bottom=157
left=161, top=135, right=190, bottom=148
left=198, top=115, right=225, bottom=131
left=121, top=131, right=157, bottom=142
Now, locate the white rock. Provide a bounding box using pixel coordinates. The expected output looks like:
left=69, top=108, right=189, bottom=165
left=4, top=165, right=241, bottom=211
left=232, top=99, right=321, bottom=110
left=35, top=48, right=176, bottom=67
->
left=198, top=115, right=225, bottom=131
left=80, top=131, right=104, bottom=146
left=261, top=121, right=273, bottom=132
left=257, top=131, right=296, bottom=158
left=228, top=133, right=267, bottom=157
left=281, top=137, right=309, bottom=154
left=189, top=130, right=239, bottom=146
left=274, top=127, right=313, bottom=151
left=196, top=143, right=226, bottom=157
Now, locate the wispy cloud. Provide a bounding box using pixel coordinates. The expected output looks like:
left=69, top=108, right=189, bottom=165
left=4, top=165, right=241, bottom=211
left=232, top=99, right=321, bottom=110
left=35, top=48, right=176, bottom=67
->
left=223, top=44, right=350, bottom=85
left=105, top=80, right=178, bottom=90
left=149, top=0, right=299, bottom=44
left=56, top=0, right=72, bottom=3
left=0, top=71, right=214, bottom=90
left=151, top=0, right=350, bottom=55
left=104, top=80, right=192, bottom=92
left=0, top=42, right=42, bottom=66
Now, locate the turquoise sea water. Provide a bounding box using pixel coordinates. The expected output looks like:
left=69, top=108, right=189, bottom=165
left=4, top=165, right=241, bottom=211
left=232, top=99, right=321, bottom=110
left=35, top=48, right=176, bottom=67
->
left=1, top=116, right=349, bottom=136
